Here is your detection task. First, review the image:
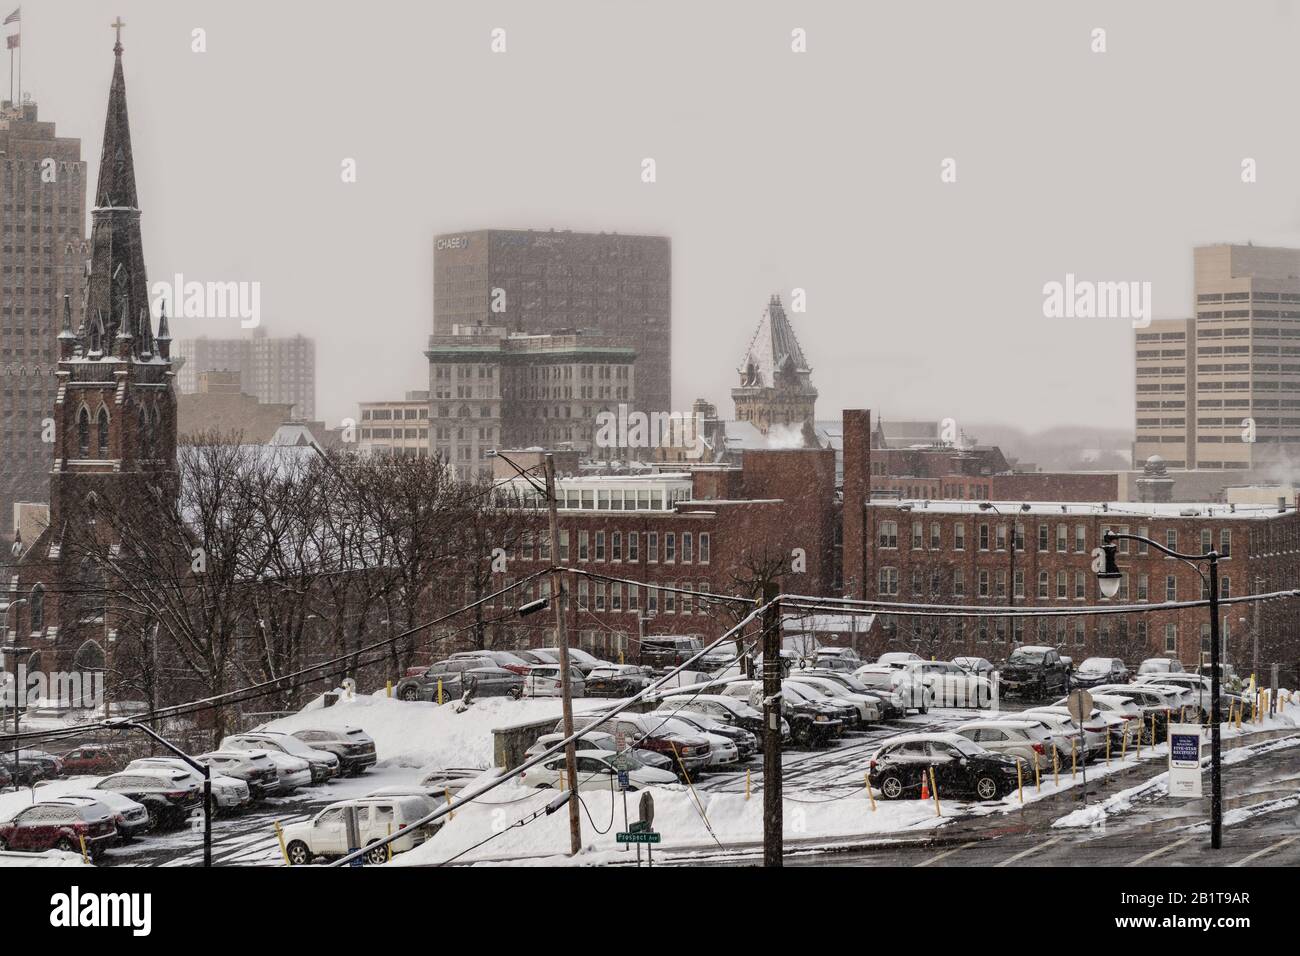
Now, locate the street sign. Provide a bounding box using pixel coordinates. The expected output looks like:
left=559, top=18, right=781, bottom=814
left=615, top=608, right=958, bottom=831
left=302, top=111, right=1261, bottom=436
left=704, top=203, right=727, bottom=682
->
left=1067, top=689, right=1094, bottom=725
left=1167, top=723, right=1204, bottom=798
left=617, top=770, right=631, bottom=791
left=609, top=752, right=634, bottom=772
left=639, top=791, right=655, bottom=827
left=616, top=831, right=661, bottom=844
left=629, top=819, right=649, bottom=834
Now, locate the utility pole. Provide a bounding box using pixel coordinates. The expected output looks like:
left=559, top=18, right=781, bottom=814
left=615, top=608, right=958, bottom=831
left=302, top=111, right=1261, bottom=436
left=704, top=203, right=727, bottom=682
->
left=761, top=582, right=782, bottom=867
left=543, top=454, right=582, bottom=855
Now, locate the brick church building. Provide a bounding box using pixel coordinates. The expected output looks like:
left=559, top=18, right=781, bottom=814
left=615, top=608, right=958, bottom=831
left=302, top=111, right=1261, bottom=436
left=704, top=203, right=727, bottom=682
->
left=6, top=36, right=177, bottom=680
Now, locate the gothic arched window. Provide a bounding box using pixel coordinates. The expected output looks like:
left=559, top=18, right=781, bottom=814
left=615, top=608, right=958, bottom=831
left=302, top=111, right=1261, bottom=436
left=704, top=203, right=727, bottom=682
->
left=77, top=407, right=91, bottom=456
left=97, top=407, right=110, bottom=457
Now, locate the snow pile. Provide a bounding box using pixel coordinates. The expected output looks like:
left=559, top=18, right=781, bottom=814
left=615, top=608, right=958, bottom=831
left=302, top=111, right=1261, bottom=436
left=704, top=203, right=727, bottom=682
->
left=261, top=692, right=607, bottom=770
left=0, top=849, right=90, bottom=867
left=393, top=782, right=945, bottom=865
left=1052, top=775, right=1168, bottom=829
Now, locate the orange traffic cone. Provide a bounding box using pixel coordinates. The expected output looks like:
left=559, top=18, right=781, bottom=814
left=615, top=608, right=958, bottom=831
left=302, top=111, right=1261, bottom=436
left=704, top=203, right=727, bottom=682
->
left=920, top=775, right=930, bottom=801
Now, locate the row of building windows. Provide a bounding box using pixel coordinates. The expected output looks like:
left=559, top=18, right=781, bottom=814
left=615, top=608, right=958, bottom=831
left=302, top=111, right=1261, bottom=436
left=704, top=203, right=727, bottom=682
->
left=877, top=520, right=1233, bottom=558
left=512, top=529, right=711, bottom=565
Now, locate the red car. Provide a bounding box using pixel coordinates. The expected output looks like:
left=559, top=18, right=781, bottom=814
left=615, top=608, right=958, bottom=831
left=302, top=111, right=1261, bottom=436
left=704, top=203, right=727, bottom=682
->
left=60, top=746, right=117, bottom=775
left=0, top=797, right=118, bottom=858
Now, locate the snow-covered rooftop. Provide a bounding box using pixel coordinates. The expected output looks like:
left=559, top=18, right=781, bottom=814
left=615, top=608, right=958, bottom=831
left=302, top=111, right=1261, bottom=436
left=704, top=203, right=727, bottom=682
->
left=864, top=499, right=1294, bottom=520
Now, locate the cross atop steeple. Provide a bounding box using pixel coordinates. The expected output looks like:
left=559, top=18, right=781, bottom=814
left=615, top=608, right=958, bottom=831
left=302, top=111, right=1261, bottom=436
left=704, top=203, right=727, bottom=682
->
left=111, top=16, right=125, bottom=54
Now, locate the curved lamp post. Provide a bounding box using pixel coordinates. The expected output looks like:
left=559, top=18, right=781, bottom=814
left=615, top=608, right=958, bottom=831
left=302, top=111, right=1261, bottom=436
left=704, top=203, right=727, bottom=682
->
left=1095, top=528, right=1222, bottom=849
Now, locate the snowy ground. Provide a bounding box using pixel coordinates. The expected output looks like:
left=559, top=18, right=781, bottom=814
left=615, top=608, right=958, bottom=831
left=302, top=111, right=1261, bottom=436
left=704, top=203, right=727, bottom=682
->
left=3, top=688, right=1296, bottom=866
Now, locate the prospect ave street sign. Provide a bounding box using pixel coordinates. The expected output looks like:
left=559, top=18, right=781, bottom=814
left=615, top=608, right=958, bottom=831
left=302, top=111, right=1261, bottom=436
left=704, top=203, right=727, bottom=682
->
left=616, top=831, right=661, bottom=844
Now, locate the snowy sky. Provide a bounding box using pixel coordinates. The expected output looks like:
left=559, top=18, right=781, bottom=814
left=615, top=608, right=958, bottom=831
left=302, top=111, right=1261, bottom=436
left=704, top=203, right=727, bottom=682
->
left=17, top=0, right=1300, bottom=431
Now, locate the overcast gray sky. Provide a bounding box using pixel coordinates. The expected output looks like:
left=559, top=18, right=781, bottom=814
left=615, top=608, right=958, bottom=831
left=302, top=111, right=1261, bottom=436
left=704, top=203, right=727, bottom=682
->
left=20, top=0, right=1300, bottom=431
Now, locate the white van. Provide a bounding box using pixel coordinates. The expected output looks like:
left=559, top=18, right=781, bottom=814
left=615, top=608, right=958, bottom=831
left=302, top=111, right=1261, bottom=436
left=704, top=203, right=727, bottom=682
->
left=282, top=796, right=434, bottom=865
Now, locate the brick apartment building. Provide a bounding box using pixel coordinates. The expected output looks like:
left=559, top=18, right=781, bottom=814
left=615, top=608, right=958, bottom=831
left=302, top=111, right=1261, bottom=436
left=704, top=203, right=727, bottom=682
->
left=488, top=447, right=839, bottom=661
left=842, top=411, right=1300, bottom=676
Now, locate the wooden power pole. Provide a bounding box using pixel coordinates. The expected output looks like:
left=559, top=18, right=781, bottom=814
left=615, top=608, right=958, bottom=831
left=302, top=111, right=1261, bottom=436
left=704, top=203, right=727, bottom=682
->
left=544, top=454, right=582, bottom=855
left=761, top=582, right=782, bottom=867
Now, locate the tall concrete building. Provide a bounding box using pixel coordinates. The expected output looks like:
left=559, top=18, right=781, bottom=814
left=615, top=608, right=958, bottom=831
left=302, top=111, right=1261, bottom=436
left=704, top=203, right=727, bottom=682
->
left=358, top=389, right=431, bottom=457
left=175, top=327, right=316, bottom=419
left=0, top=99, right=88, bottom=538
left=1134, top=245, right=1300, bottom=470
left=426, top=324, right=635, bottom=481
left=432, top=229, right=670, bottom=414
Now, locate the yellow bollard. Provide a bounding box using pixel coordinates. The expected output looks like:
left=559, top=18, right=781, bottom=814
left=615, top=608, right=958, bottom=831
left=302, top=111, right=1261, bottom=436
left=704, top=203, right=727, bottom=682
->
left=1016, top=759, right=1024, bottom=804
left=274, top=820, right=289, bottom=864
left=1105, top=731, right=1111, bottom=767
left=387, top=823, right=393, bottom=863
left=619, top=649, right=625, bottom=665
left=1136, top=720, right=1142, bottom=757
left=386, top=680, right=392, bottom=699
left=437, top=679, right=444, bottom=706
left=1150, top=713, right=1157, bottom=746
left=444, top=787, right=454, bottom=820
left=865, top=773, right=876, bottom=812
left=745, top=768, right=751, bottom=801
left=1034, top=752, right=1041, bottom=793
left=929, top=767, right=941, bottom=817
left=78, top=834, right=89, bottom=864
left=1070, top=739, right=1077, bottom=781
left=1053, top=748, right=1060, bottom=788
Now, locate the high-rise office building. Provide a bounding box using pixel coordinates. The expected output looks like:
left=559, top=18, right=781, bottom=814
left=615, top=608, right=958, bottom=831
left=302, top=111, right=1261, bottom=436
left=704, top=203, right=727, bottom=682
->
left=1134, top=245, right=1300, bottom=470
left=433, top=229, right=670, bottom=414
left=175, top=327, right=316, bottom=419
left=0, top=99, right=88, bottom=538
left=426, top=324, right=635, bottom=481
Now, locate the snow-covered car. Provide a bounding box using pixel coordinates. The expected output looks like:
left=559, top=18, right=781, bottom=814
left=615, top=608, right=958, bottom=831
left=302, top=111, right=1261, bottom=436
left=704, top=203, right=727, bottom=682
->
left=1070, top=657, right=1130, bottom=688
left=801, top=669, right=906, bottom=719
left=364, top=787, right=443, bottom=821
left=524, top=732, right=678, bottom=773
left=953, top=720, right=1054, bottom=765
left=289, top=727, right=377, bottom=776
left=222, top=732, right=340, bottom=783
left=813, top=647, right=862, bottom=672
left=1137, top=657, right=1185, bottom=676
left=417, top=766, right=499, bottom=797
left=667, top=712, right=756, bottom=761
left=584, top=664, right=655, bottom=697
left=854, top=664, right=930, bottom=714
left=125, top=758, right=254, bottom=813
left=520, top=664, right=587, bottom=699
left=519, top=749, right=677, bottom=792
left=875, top=652, right=923, bottom=668
left=869, top=733, right=1019, bottom=801
left=0, top=798, right=118, bottom=857
left=94, top=768, right=202, bottom=829
left=195, top=750, right=281, bottom=798
left=787, top=673, right=883, bottom=723
left=1021, top=707, right=1113, bottom=759
left=952, top=656, right=995, bottom=678
left=256, top=751, right=313, bottom=792
left=651, top=692, right=776, bottom=737
left=1134, top=673, right=1214, bottom=719
left=564, top=713, right=712, bottom=774
left=282, top=796, right=435, bottom=865
left=59, top=789, right=152, bottom=841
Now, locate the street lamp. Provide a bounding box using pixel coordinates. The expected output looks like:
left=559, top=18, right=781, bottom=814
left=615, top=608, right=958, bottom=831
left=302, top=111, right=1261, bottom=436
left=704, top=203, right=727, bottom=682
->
left=1095, top=528, right=1223, bottom=849
left=104, top=717, right=212, bottom=867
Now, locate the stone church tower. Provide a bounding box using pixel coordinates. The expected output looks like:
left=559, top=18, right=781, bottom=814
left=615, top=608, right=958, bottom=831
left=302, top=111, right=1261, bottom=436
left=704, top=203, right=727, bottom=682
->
left=8, top=36, right=177, bottom=680
left=732, top=293, right=818, bottom=436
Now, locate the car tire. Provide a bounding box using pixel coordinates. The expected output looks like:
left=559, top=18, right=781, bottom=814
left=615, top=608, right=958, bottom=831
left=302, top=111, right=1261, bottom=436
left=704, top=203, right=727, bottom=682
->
left=364, top=843, right=388, bottom=865
left=879, top=775, right=904, bottom=800
left=0, top=836, right=7, bottom=850
left=399, top=685, right=421, bottom=702
left=56, top=836, right=76, bottom=853
left=285, top=840, right=312, bottom=866
left=974, top=776, right=1000, bottom=801
left=144, top=803, right=162, bottom=830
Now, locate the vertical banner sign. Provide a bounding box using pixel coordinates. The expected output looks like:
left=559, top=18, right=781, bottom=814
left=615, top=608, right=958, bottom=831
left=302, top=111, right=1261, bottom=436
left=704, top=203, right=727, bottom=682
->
left=1167, top=723, right=1204, bottom=798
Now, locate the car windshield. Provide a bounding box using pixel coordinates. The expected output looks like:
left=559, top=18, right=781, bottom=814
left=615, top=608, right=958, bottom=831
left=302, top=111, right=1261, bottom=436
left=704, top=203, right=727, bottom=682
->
left=1009, top=649, right=1047, bottom=663
left=947, top=736, right=985, bottom=757
left=1078, top=658, right=1110, bottom=673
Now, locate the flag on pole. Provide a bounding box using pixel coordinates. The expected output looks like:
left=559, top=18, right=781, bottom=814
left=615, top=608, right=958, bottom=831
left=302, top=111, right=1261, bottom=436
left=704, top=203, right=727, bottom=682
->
left=2, top=8, right=18, bottom=26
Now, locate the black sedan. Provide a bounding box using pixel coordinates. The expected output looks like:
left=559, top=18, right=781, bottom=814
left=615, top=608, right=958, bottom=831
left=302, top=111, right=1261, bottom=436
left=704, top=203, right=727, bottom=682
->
left=869, top=732, right=1021, bottom=802
left=396, top=662, right=523, bottom=702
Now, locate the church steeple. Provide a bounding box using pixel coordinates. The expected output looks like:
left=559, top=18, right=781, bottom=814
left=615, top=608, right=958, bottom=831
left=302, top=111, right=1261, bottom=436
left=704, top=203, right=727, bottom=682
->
left=85, top=26, right=151, bottom=356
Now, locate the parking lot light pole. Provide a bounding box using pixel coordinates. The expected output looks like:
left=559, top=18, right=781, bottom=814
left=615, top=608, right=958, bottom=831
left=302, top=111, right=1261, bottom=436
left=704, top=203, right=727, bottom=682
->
left=761, top=582, right=782, bottom=867
left=1095, top=529, right=1222, bottom=849
left=4, top=598, right=27, bottom=787
left=105, top=718, right=212, bottom=867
